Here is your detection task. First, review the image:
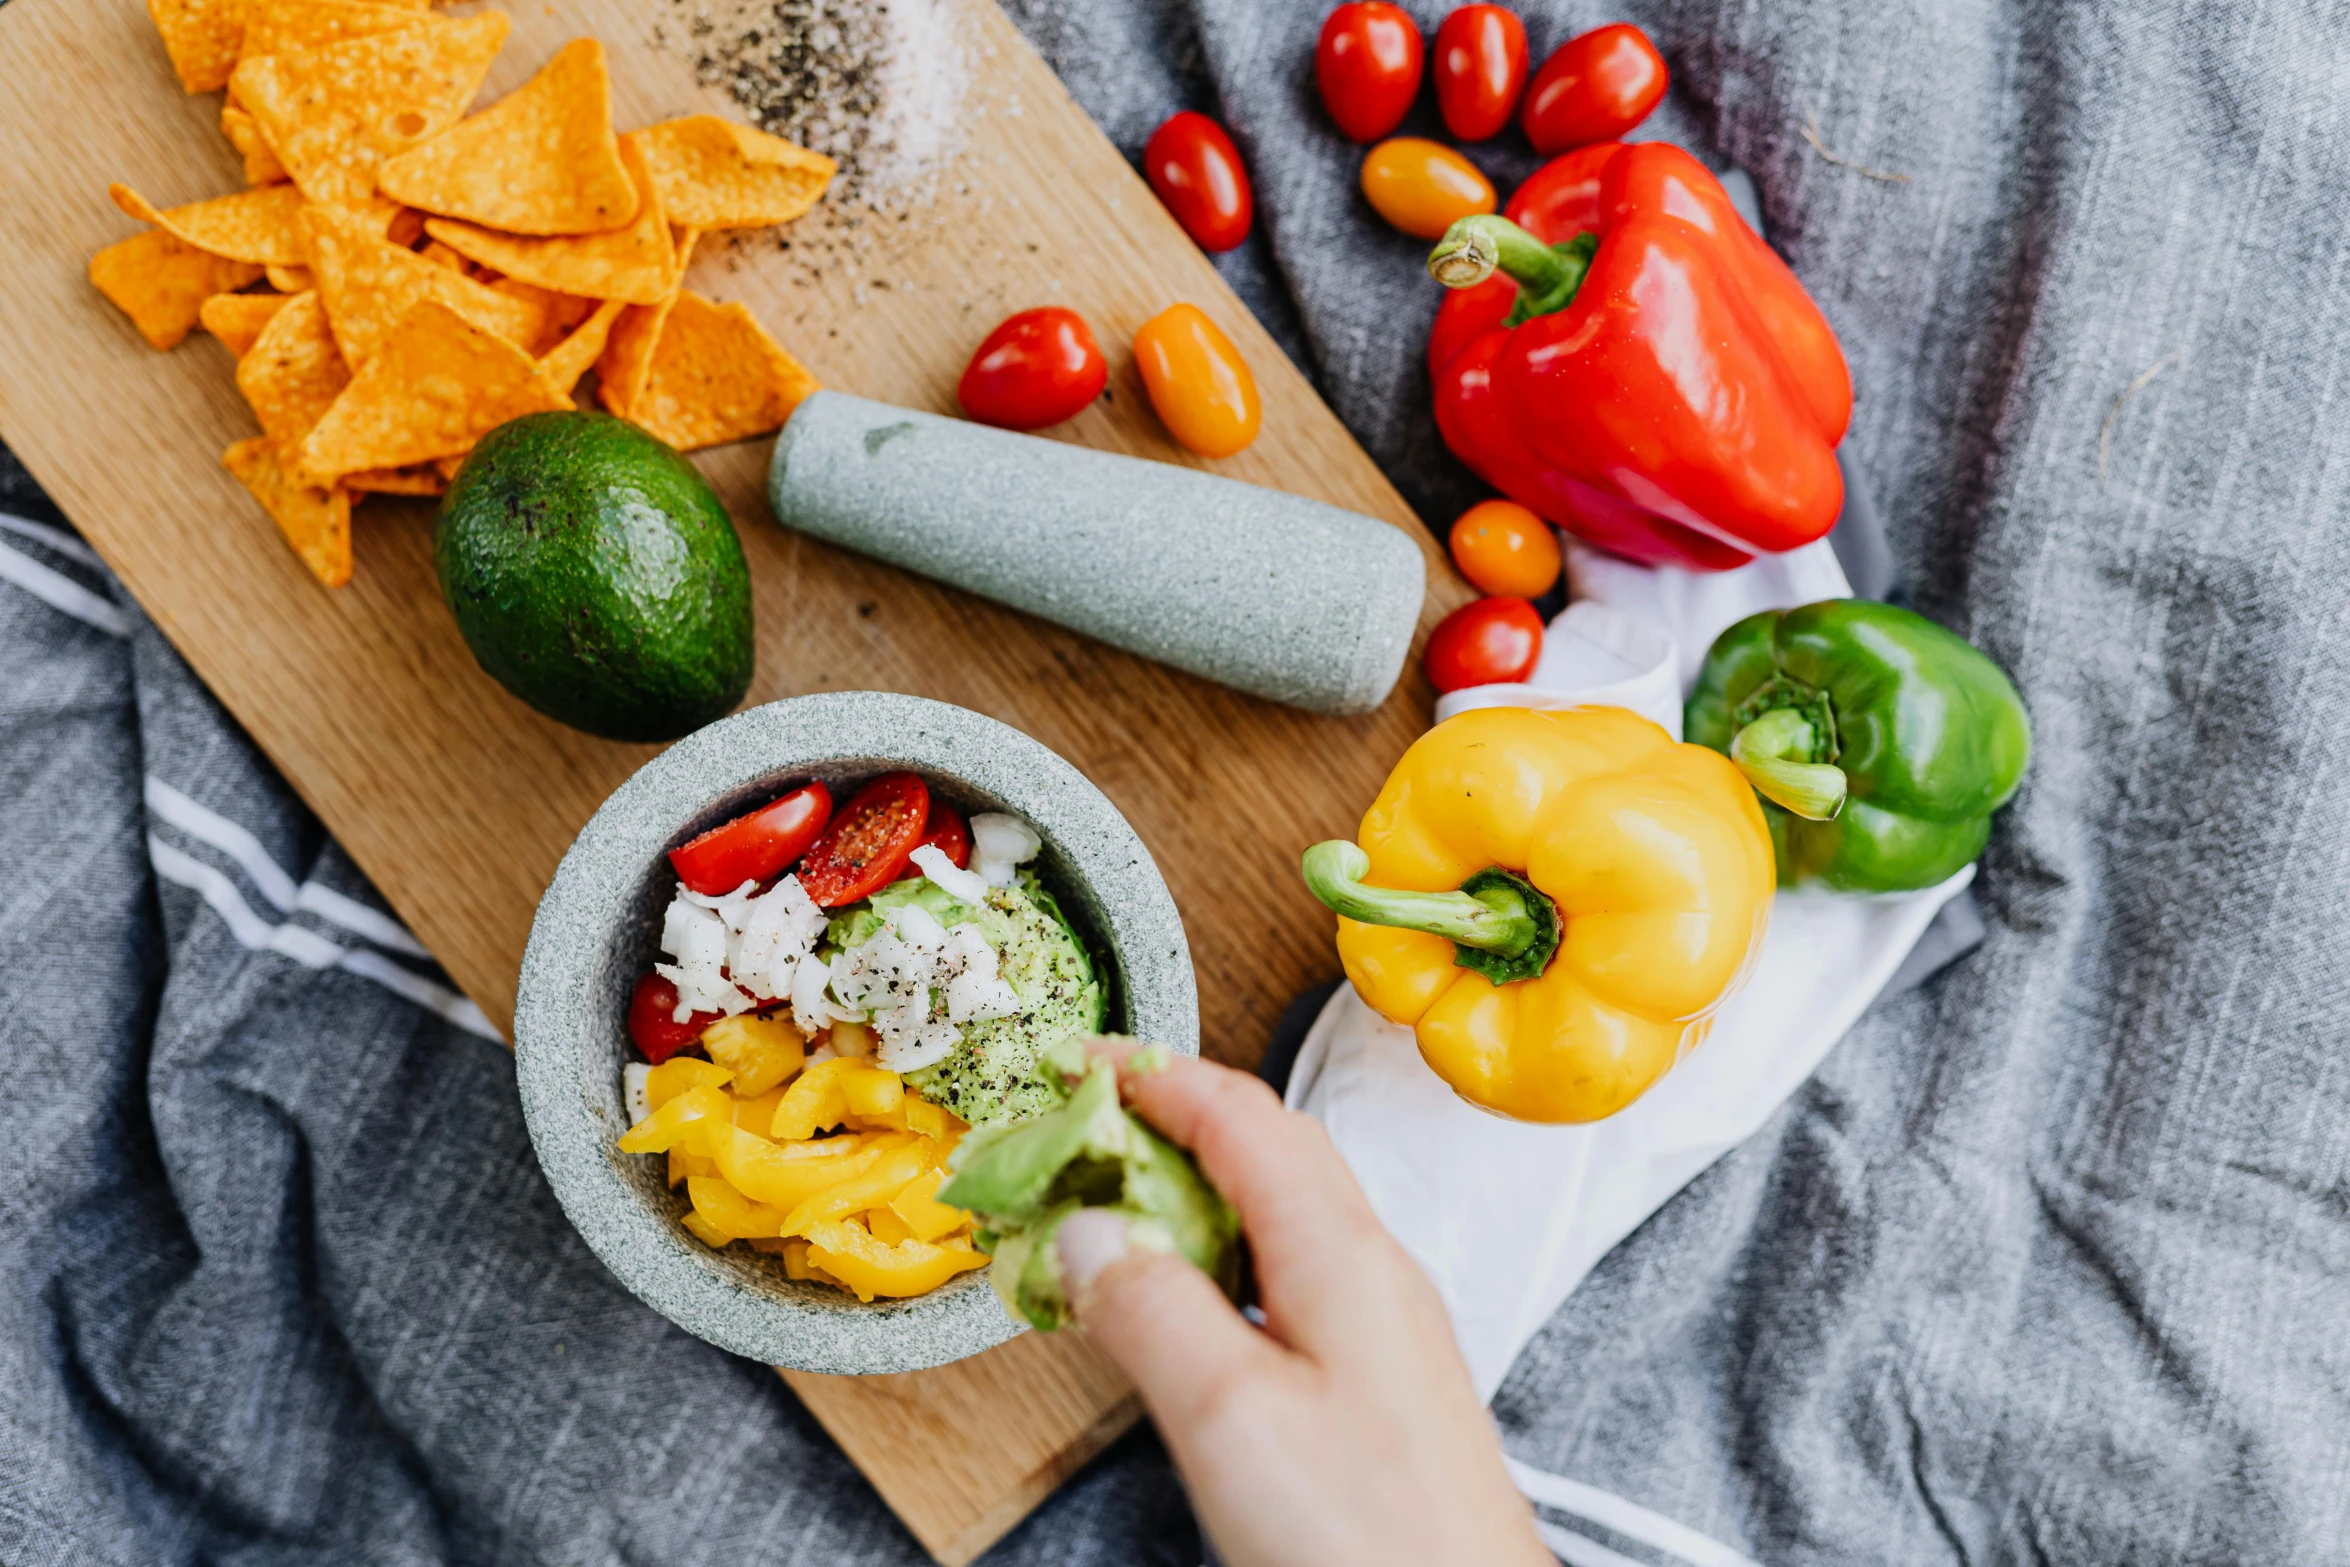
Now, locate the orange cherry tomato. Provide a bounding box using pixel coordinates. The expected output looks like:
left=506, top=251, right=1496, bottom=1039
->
left=1144, top=111, right=1254, bottom=253
left=1316, top=2, right=1424, bottom=143
left=1133, top=304, right=1261, bottom=459
left=1424, top=596, right=1543, bottom=692
left=1433, top=5, right=1529, bottom=141
left=1448, top=499, right=1561, bottom=598
left=1360, top=137, right=1497, bottom=240
left=1522, top=22, right=1668, bottom=154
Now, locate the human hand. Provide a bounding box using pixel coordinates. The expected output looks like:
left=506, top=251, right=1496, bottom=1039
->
left=1052, top=1045, right=1550, bottom=1567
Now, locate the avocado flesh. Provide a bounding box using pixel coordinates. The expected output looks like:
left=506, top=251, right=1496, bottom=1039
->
left=434, top=411, right=754, bottom=743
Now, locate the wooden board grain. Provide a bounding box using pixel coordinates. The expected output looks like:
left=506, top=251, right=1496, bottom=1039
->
left=0, top=0, right=1470, bottom=1558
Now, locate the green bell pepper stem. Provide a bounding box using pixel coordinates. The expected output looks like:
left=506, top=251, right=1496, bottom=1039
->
left=1730, top=708, right=1848, bottom=820
left=1426, top=215, right=1597, bottom=322
left=1300, top=841, right=1533, bottom=955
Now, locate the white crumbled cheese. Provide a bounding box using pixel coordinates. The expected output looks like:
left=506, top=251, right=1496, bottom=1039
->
left=969, top=812, right=1042, bottom=887
left=623, top=1062, right=653, bottom=1124
left=910, top=844, right=990, bottom=904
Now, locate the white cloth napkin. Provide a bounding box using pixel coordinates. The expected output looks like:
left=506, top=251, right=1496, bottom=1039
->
left=1287, top=539, right=1974, bottom=1399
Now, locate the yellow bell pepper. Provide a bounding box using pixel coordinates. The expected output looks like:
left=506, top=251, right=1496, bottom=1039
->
left=687, top=1175, right=788, bottom=1239
left=617, top=1083, right=733, bottom=1153
left=768, top=1057, right=862, bottom=1140
left=698, top=1013, right=807, bottom=1096
left=887, top=1167, right=973, bottom=1244
left=804, top=1218, right=989, bottom=1302
left=706, top=1123, right=886, bottom=1211
left=779, top=1137, right=934, bottom=1238
left=645, top=1056, right=733, bottom=1111
left=1302, top=706, right=1774, bottom=1123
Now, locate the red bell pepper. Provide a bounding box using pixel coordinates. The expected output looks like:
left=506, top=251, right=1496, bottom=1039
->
left=1424, top=142, right=1852, bottom=571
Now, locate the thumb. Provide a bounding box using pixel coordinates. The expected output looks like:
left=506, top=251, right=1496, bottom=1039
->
left=1055, top=1209, right=1281, bottom=1430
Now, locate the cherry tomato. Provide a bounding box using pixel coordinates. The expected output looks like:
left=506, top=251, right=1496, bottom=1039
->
left=1448, top=499, right=1561, bottom=597
left=1433, top=5, right=1528, bottom=141
left=903, top=804, right=971, bottom=876
left=1316, top=2, right=1424, bottom=143
left=1522, top=22, right=1667, bottom=154
left=957, top=308, right=1109, bottom=431
left=1361, top=137, right=1496, bottom=240
left=667, top=780, right=833, bottom=897
left=1143, top=111, right=1254, bottom=253
left=1425, top=596, right=1543, bottom=692
left=1134, top=303, right=1261, bottom=458
left=797, top=771, right=930, bottom=907
left=628, top=972, right=716, bottom=1065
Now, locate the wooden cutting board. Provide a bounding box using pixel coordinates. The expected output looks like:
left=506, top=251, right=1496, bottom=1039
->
left=0, top=0, right=1469, bottom=1558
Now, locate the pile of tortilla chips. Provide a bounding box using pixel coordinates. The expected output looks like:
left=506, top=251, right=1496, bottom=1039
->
left=94, top=2, right=835, bottom=588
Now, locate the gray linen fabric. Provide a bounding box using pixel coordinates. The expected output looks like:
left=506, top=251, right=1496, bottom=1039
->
left=7, top=1, right=2349, bottom=1564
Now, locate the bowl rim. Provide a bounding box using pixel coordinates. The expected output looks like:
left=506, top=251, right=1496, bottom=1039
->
left=515, top=690, right=1199, bottom=1374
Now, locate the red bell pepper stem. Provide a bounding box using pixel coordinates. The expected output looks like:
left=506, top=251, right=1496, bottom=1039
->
left=1427, top=214, right=1598, bottom=324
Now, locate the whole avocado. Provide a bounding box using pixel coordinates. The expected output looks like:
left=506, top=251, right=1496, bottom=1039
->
left=434, top=412, right=754, bottom=743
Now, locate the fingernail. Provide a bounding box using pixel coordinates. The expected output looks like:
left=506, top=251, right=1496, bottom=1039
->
left=1054, top=1208, right=1133, bottom=1311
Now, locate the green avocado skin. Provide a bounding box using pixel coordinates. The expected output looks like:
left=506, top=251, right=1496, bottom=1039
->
left=433, top=412, right=755, bottom=743
left=1686, top=599, right=2031, bottom=892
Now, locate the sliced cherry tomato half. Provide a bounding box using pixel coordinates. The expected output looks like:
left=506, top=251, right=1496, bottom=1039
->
left=1316, top=2, right=1425, bottom=143
left=1522, top=22, right=1667, bottom=154
left=1425, top=596, right=1544, bottom=692
left=629, top=971, right=717, bottom=1065
left=958, top=307, right=1110, bottom=431
left=667, top=780, right=833, bottom=897
left=900, top=803, right=972, bottom=879
left=797, top=771, right=931, bottom=907
left=1144, top=111, right=1255, bottom=253
left=1434, top=5, right=1529, bottom=142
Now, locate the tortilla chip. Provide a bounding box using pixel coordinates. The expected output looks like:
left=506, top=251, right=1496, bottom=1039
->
left=421, top=136, right=676, bottom=304
left=238, top=0, right=430, bottom=64
left=344, top=462, right=448, bottom=495
left=223, top=437, right=352, bottom=588
left=595, top=228, right=697, bottom=416
left=221, top=104, right=288, bottom=187
left=435, top=455, right=465, bottom=481
left=305, top=203, right=547, bottom=368
left=629, top=291, right=818, bottom=452
left=148, top=0, right=248, bottom=94
left=418, top=240, right=467, bottom=272
left=627, top=116, right=835, bottom=231
left=378, top=39, right=637, bottom=236
left=199, top=290, right=290, bottom=356
left=385, top=207, right=426, bottom=248
left=235, top=290, right=349, bottom=446
left=109, top=182, right=309, bottom=266
left=539, top=297, right=624, bottom=396
left=297, top=299, right=571, bottom=480
left=89, top=230, right=265, bottom=350
left=231, top=12, right=510, bottom=209
left=267, top=264, right=315, bottom=293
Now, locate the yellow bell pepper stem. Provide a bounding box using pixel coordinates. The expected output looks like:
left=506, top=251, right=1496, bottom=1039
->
left=1301, top=840, right=1561, bottom=985
left=1728, top=707, right=1848, bottom=821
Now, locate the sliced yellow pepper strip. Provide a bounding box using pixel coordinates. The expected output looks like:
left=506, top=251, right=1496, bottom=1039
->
left=617, top=1083, right=732, bottom=1153
left=699, top=1013, right=807, bottom=1097
left=680, top=1210, right=733, bottom=1248
left=864, top=1205, right=919, bottom=1244
left=841, top=1066, right=903, bottom=1119
left=686, top=1175, right=789, bottom=1239
left=646, top=1056, right=733, bottom=1110
left=731, top=1084, right=788, bottom=1132
left=887, top=1166, right=972, bottom=1244
left=768, top=1056, right=863, bottom=1141
left=708, top=1122, right=882, bottom=1211
left=804, top=1218, right=989, bottom=1302
left=780, top=1138, right=933, bottom=1238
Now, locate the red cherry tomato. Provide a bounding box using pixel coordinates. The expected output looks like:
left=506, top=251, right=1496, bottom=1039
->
left=1143, top=112, right=1254, bottom=252
left=628, top=972, right=716, bottom=1065
left=797, top=771, right=930, bottom=908
left=1522, top=22, right=1667, bottom=153
left=1433, top=5, right=1528, bottom=142
left=957, top=308, right=1109, bottom=431
left=901, top=804, right=971, bottom=878
left=1424, top=596, right=1544, bottom=692
left=666, top=780, right=833, bottom=897
left=1316, top=3, right=1424, bottom=144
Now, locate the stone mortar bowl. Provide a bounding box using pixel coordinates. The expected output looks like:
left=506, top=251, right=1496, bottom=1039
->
left=515, top=691, right=1199, bottom=1375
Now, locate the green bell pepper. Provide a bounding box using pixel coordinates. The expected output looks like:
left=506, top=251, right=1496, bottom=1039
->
left=1685, top=600, right=2030, bottom=892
